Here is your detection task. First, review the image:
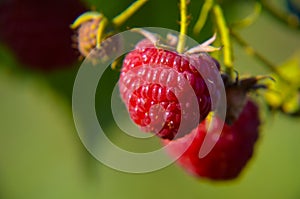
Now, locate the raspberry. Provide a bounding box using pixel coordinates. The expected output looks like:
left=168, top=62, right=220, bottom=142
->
left=119, top=38, right=221, bottom=140
left=0, top=0, right=86, bottom=70
left=163, top=100, right=260, bottom=180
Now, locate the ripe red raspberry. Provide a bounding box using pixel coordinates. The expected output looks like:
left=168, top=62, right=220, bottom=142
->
left=163, top=100, right=260, bottom=180
left=0, top=0, right=87, bottom=70
left=119, top=38, right=221, bottom=140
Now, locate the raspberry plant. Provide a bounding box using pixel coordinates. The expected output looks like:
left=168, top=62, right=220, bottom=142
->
left=71, top=0, right=300, bottom=181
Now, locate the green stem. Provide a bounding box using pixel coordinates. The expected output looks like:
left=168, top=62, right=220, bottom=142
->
left=230, top=30, right=290, bottom=83
left=193, top=0, right=214, bottom=35
left=112, top=0, right=147, bottom=27
left=96, top=17, right=108, bottom=48
left=212, top=4, right=234, bottom=80
left=177, top=0, right=188, bottom=53
left=260, top=0, right=300, bottom=28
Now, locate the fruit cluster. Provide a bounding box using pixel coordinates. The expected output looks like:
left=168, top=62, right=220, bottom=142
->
left=118, top=30, right=262, bottom=180
left=71, top=2, right=264, bottom=181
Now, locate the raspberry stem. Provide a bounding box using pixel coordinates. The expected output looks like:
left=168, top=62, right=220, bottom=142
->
left=212, top=4, right=234, bottom=80
left=177, top=0, right=189, bottom=53
left=70, top=12, right=102, bottom=29
left=96, top=17, right=108, bottom=48
left=193, top=0, right=214, bottom=35
left=112, top=0, right=148, bottom=27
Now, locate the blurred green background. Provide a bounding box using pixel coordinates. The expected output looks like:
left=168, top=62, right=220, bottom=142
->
left=0, top=0, right=300, bottom=199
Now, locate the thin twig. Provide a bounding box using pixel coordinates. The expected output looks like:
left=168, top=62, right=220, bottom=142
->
left=193, top=0, right=214, bottom=35
left=96, top=17, right=108, bottom=48
left=112, top=0, right=148, bottom=27
left=230, top=30, right=290, bottom=83
left=177, top=0, right=189, bottom=53
left=212, top=4, right=234, bottom=80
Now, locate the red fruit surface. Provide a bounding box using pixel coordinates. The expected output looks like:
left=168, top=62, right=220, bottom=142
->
left=0, top=0, right=87, bottom=70
left=163, top=100, right=260, bottom=180
left=119, top=39, right=221, bottom=140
